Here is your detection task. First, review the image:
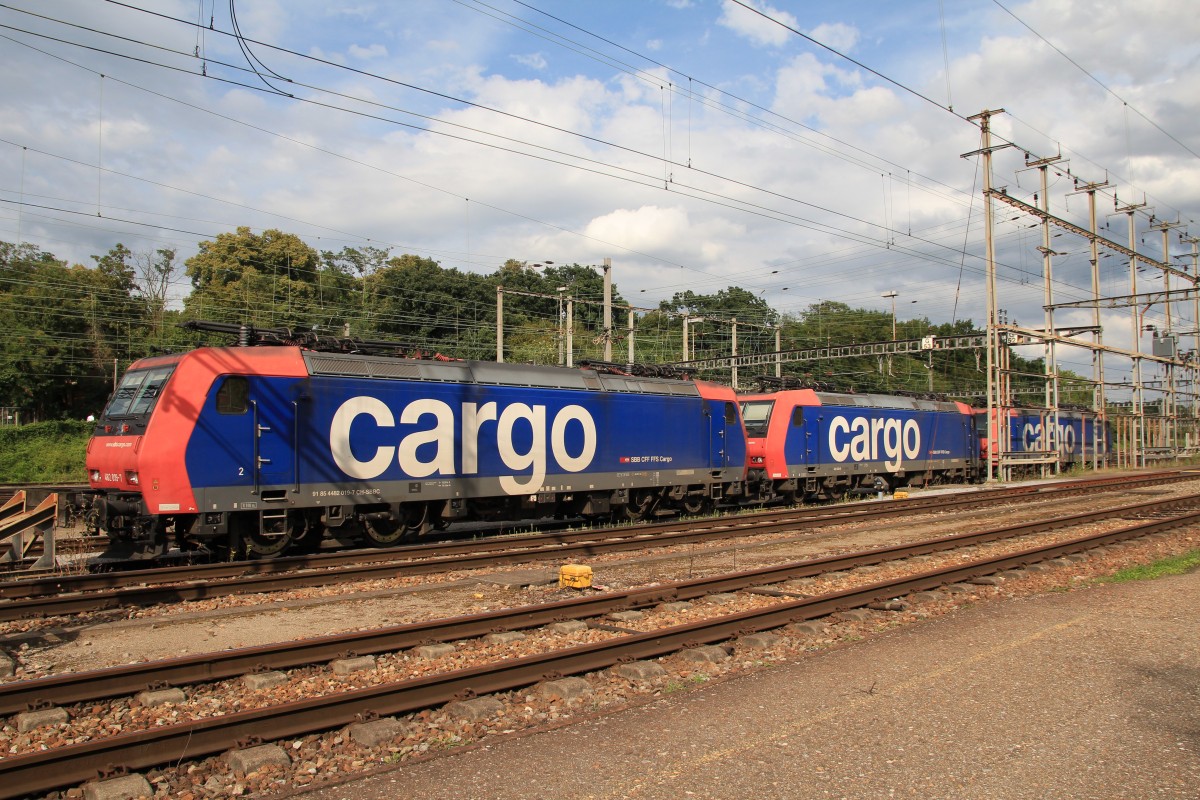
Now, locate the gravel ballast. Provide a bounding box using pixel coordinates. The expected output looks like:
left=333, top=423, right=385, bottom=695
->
left=291, top=564, right=1200, bottom=800
left=3, top=479, right=1198, bottom=798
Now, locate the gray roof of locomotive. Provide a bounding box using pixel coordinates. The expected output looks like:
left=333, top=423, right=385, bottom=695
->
left=301, top=351, right=701, bottom=397
left=814, top=391, right=964, bottom=414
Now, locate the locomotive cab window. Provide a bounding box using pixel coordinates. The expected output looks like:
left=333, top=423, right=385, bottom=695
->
left=103, top=365, right=176, bottom=418
left=724, top=402, right=737, bottom=425
left=740, top=400, right=774, bottom=437
left=791, top=407, right=804, bottom=426
left=216, top=376, right=249, bottom=415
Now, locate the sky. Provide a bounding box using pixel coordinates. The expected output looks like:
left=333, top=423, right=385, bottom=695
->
left=3, top=0, right=1200, bottom=385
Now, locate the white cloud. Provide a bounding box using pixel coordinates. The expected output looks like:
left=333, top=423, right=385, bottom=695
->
left=331, top=5, right=373, bottom=21
left=4, top=0, right=1200, bottom=355
left=809, top=22, right=859, bottom=53
left=585, top=206, right=691, bottom=252
left=307, top=46, right=345, bottom=65
left=348, top=43, right=388, bottom=60
left=717, top=0, right=797, bottom=48
left=513, top=52, right=548, bottom=70
left=582, top=206, right=745, bottom=267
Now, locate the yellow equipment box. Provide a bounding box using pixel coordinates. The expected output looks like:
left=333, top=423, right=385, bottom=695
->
left=893, top=490, right=909, bottom=500
left=559, top=564, right=593, bottom=589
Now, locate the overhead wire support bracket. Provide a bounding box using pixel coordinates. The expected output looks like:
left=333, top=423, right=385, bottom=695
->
left=1000, top=323, right=1198, bottom=370
left=987, top=189, right=1197, bottom=284
left=960, top=142, right=1016, bottom=159
left=1046, top=288, right=1198, bottom=311
left=668, top=334, right=985, bottom=372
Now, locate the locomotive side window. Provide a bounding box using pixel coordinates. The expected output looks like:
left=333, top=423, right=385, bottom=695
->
left=791, top=407, right=804, bottom=426
left=216, top=376, right=249, bottom=415
left=724, top=402, right=737, bottom=425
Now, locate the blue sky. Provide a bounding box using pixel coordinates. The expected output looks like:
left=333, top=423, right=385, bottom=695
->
left=3, top=0, right=1200, bottom=383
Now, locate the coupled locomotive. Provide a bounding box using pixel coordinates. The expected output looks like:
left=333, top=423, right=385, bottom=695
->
left=975, top=407, right=1111, bottom=472
left=84, top=323, right=1111, bottom=560
left=740, top=389, right=980, bottom=503
left=85, top=326, right=747, bottom=558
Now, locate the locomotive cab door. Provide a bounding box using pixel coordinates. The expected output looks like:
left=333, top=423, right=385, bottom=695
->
left=711, top=400, right=740, bottom=468
left=213, top=375, right=302, bottom=558
left=790, top=404, right=809, bottom=468
left=248, top=379, right=297, bottom=497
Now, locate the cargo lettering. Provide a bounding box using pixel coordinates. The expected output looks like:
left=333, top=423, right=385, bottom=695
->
left=329, top=396, right=597, bottom=493
left=1021, top=421, right=1078, bottom=454
left=827, top=415, right=919, bottom=471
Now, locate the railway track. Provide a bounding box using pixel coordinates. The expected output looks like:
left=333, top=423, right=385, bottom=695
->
left=0, top=471, right=1191, bottom=620
left=2, top=470, right=1184, bottom=581
left=1, top=489, right=1198, bottom=799
left=2, top=471, right=1179, bottom=577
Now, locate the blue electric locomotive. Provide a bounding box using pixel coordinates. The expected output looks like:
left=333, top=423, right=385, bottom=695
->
left=86, top=332, right=747, bottom=558
left=740, top=389, right=980, bottom=503
left=975, top=407, right=1111, bottom=473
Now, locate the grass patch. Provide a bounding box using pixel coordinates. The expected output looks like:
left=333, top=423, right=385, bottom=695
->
left=0, top=420, right=91, bottom=483
left=1098, top=550, right=1200, bottom=584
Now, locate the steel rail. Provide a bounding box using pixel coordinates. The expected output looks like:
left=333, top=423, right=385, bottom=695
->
left=0, top=470, right=1182, bottom=596
left=0, top=482, right=1034, bottom=592
left=0, top=490, right=992, bottom=595
left=0, top=470, right=1180, bottom=595
left=2, top=503, right=1198, bottom=800
left=0, top=473, right=1188, bottom=619
left=3, top=491, right=1197, bottom=717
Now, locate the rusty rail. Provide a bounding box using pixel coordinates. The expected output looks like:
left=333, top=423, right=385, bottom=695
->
left=0, top=472, right=1190, bottom=619
left=0, top=470, right=1176, bottom=590
left=4, top=491, right=1197, bottom=717
left=1, top=502, right=1197, bottom=799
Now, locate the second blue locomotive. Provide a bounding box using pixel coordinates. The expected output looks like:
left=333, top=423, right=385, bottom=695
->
left=740, top=388, right=980, bottom=503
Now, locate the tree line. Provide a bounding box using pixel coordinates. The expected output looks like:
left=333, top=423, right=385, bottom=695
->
left=0, top=227, right=1076, bottom=421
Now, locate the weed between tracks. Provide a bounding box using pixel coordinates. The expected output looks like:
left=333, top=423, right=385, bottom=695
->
left=664, top=674, right=711, bottom=694
left=1097, top=548, right=1200, bottom=584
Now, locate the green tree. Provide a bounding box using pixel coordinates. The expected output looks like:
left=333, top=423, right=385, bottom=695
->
left=320, top=245, right=389, bottom=332
left=133, top=247, right=179, bottom=345
left=362, top=254, right=495, bottom=356
left=649, top=286, right=779, bottom=375
left=183, top=227, right=323, bottom=328
left=493, top=261, right=631, bottom=365
left=0, top=242, right=140, bottom=419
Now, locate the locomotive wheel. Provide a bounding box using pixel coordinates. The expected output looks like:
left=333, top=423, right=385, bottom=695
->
left=679, top=493, right=712, bottom=516
left=362, top=516, right=405, bottom=547
left=243, top=529, right=292, bottom=558
left=620, top=488, right=659, bottom=522
left=233, top=512, right=293, bottom=559
left=823, top=484, right=848, bottom=503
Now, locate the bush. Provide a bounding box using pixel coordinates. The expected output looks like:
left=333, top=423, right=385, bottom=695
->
left=0, top=420, right=91, bottom=483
